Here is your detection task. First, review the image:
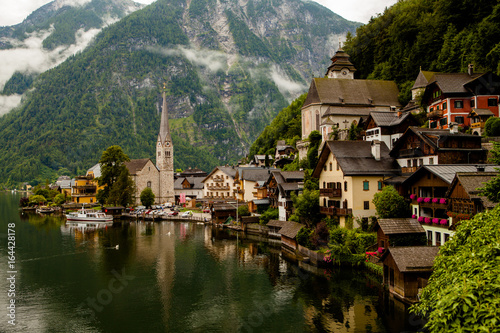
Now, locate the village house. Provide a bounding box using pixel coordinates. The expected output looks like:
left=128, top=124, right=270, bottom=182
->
left=125, top=159, right=161, bottom=205
left=275, top=220, right=305, bottom=252
left=313, top=140, right=401, bottom=227
left=266, top=170, right=304, bottom=221
left=202, top=166, right=239, bottom=200
left=235, top=167, right=277, bottom=203
left=402, top=164, right=497, bottom=246
left=363, top=110, right=419, bottom=149
left=55, top=176, right=72, bottom=196
left=389, top=126, right=487, bottom=174
left=248, top=154, right=273, bottom=167
left=71, top=164, right=102, bottom=204
left=301, top=48, right=401, bottom=144
left=274, top=140, right=295, bottom=168
left=467, top=109, right=496, bottom=136
left=400, top=69, right=437, bottom=114
left=446, top=170, right=497, bottom=223
left=174, top=176, right=204, bottom=201
left=381, top=246, right=440, bottom=302
left=418, top=66, right=500, bottom=129
left=374, top=218, right=426, bottom=250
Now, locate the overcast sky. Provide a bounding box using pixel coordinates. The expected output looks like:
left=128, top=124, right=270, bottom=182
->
left=0, top=0, right=398, bottom=27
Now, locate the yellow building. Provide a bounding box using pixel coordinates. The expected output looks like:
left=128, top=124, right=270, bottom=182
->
left=71, top=164, right=103, bottom=204
left=312, top=141, right=401, bottom=227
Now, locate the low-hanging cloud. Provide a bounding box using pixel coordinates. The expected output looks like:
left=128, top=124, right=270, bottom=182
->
left=269, top=65, right=308, bottom=99
left=0, top=95, right=22, bottom=116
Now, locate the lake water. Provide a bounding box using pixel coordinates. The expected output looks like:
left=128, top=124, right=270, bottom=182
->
left=0, top=192, right=424, bottom=332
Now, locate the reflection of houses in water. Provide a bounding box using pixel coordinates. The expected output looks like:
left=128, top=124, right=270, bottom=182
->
left=60, top=222, right=111, bottom=249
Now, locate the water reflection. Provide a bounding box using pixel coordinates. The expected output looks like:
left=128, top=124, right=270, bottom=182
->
left=1, top=193, right=423, bottom=333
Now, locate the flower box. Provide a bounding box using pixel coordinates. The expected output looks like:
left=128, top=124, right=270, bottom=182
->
left=432, top=198, right=439, bottom=203
left=418, top=216, right=424, bottom=222
left=432, top=218, right=439, bottom=224
left=410, top=194, right=416, bottom=200
left=412, top=214, right=417, bottom=219
left=439, top=198, right=447, bottom=204
left=417, top=197, right=424, bottom=203
left=424, top=217, right=431, bottom=223
left=440, top=219, right=448, bottom=225
left=423, top=197, right=431, bottom=203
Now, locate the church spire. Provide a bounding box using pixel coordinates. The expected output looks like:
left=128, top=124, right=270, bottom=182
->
left=325, top=48, right=356, bottom=79
left=158, top=84, right=172, bottom=144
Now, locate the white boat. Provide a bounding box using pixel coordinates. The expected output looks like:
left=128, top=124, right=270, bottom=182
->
left=65, top=208, right=113, bottom=224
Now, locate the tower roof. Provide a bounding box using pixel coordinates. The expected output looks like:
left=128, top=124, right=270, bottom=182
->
left=325, top=48, right=357, bottom=76
left=158, top=90, right=172, bottom=143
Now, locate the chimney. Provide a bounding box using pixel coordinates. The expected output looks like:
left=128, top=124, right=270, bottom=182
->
left=468, top=64, right=474, bottom=76
left=397, top=110, right=402, bottom=118
left=371, top=140, right=381, bottom=161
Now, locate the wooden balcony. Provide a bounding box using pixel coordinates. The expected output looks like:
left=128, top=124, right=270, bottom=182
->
left=419, top=201, right=448, bottom=210
left=319, top=188, right=342, bottom=197
left=207, top=185, right=229, bottom=190
left=427, top=110, right=443, bottom=119
left=398, top=148, right=423, bottom=158
left=470, top=121, right=486, bottom=129
left=320, top=207, right=352, bottom=216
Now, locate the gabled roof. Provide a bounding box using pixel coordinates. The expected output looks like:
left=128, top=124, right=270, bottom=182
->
left=281, top=171, right=304, bottom=182
left=446, top=171, right=498, bottom=208
left=468, top=108, right=494, bottom=117
left=303, top=78, right=400, bottom=109
left=367, top=111, right=415, bottom=127
left=403, top=164, right=498, bottom=185
left=323, top=106, right=379, bottom=117
left=375, top=218, right=425, bottom=235
left=240, top=168, right=277, bottom=182
left=313, top=141, right=400, bottom=178
left=174, top=176, right=204, bottom=190
left=325, top=48, right=357, bottom=76
left=428, top=72, right=482, bottom=94
left=384, top=246, right=440, bottom=273
left=279, top=221, right=305, bottom=239
left=390, top=127, right=483, bottom=157
left=412, top=70, right=438, bottom=90
left=202, top=166, right=238, bottom=183
left=87, top=163, right=102, bottom=178
left=267, top=220, right=287, bottom=228
left=125, top=159, right=153, bottom=175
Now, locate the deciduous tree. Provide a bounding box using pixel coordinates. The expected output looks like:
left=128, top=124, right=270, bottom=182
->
left=372, top=185, right=409, bottom=218
left=140, top=187, right=155, bottom=208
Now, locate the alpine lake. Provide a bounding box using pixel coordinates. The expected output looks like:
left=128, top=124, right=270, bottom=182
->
left=0, top=192, right=424, bottom=332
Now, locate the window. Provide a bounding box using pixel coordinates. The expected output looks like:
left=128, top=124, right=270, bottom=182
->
left=407, top=159, right=411, bottom=167
left=158, top=152, right=161, bottom=157
left=323, top=181, right=326, bottom=188
left=324, top=165, right=327, bottom=171
left=364, top=201, right=370, bottom=210
left=443, top=101, right=447, bottom=109
left=419, top=159, right=423, bottom=166
left=363, top=181, right=369, bottom=191
left=470, top=99, right=475, bottom=107
left=430, top=121, right=437, bottom=128
left=329, top=162, right=332, bottom=171
left=488, top=98, right=498, bottom=106
left=429, top=157, right=434, bottom=165
left=378, top=181, right=383, bottom=190
left=147, top=181, right=152, bottom=188
left=436, top=104, right=440, bottom=110
left=436, top=232, right=441, bottom=245
left=454, top=100, right=463, bottom=108
left=337, top=163, right=340, bottom=171
left=440, top=117, right=447, bottom=126
left=444, top=233, right=450, bottom=243
left=455, top=116, right=464, bottom=124
left=427, top=230, right=433, bottom=242
left=344, top=181, right=348, bottom=191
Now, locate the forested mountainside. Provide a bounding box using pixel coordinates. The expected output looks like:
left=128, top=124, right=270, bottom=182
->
left=344, top=0, right=500, bottom=102
left=249, top=0, right=500, bottom=158
left=0, top=0, right=143, bottom=96
left=0, top=0, right=359, bottom=186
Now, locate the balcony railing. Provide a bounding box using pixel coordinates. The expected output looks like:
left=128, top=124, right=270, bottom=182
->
left=398, top=148, right=423, bottom=158
left=319, top=188, right=342, bottom=197
left=320, top=207, right=352, bottom=216
left=470, top=121, right=486, bottom=129
left=207, top=185, right=229, bottom=190
left=402, top=166, right=418, bottom=173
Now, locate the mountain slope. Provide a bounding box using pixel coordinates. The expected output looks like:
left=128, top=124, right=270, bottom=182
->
left=0, top=0, right=359, bottom=186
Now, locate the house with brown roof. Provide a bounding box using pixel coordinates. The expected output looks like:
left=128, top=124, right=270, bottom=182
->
left=381, top=246, right=440, bottom=302
left=402, top=164, right=497, bottom=246
left=468, top=109, right=496, bottom=136
left=174, top=176, right=204, bottom=202
left=313, top=140, right=401, bottom=228
left=363, top=111, right=419, bottom=149
left=390, top=127, right=487, bottom=174
left=446, top=171, right=497, bottom=223
left=125, top=159, right=161, bottom=205
left=277, top=221, right=305, bottom=251
left=418, top=67, right=500, bottom=129
left=202, top=166, right=239, bottom=200
left=374, top=218, right=426, bottom=250
left=301, top=48, right=401, bottom=143
left=266, top=170, right=304, bottom=221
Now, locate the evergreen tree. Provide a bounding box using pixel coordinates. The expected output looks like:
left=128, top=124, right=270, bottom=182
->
left=140, top=187, right=155, bottom=208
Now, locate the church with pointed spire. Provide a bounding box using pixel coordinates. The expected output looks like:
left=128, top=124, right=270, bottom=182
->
left=156, top=88, right=175, bottom=203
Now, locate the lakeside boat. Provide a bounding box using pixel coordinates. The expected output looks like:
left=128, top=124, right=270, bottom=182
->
left=36, top=206, right=55, bottom=214
left=65, top=208, right=113, bottom=224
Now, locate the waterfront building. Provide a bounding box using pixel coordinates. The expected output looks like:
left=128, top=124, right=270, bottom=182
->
left=374, top=218, right=426, bottom=250
left=156, top=89, right=175, bottom=204
left=266, top=170, right=304, bottom=221
left=363, top=110, right=418, bottom=149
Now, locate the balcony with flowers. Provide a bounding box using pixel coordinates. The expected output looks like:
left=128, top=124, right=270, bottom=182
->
left=416, top=216, right=450, bottom=228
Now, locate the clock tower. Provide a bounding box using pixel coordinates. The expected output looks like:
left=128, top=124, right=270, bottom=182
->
left=156, top=87, right=174, bottom=204
left=325, top=47, right=356, bottom=79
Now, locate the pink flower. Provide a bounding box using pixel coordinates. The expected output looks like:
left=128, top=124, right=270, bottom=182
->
left=377, top=247, right=384, bottom=254
left=439, top=198, right=447, bottom=204
left=412, top=214, right=416, bottom=219
left=424, top=217, right=431, bottom=223
left=440, top=219, right=448, bottom=225
left=432, top=218, right=439, bottom=224
left=432, top=198, right=439, bottom=203
left=417, top=197, right=424, bottom=203
left=424, top=197, right=431, bottom=203
left=418, top=216, right=424, bottom=222
left=410, top=194, right=416, bottom=200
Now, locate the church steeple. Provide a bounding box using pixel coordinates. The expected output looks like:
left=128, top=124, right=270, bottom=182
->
left=158, top=85, right=172, bottom=144
left=156, top=85, right=174, bottom=204
left=325, top=47, right=356, bottom=79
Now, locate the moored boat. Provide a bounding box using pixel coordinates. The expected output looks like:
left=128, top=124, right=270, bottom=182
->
left=36, top=206, right=55, bottom=214
left=65, top=208, right=113, bottom=224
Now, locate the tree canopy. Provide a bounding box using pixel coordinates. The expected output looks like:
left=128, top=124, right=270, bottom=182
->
left=372, top=185, right=409, bottom=218
left=98, top=145, right=135, bottom=207
left=140, top=187, right=155, bottom=208
left=411, top=205, right=500, bottom=332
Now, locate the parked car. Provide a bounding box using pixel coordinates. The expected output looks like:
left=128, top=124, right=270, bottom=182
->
left=168, top=211, right=178, bottom=216
left=181, top=211, right=193, bottom=218
left=203, top=208, right=211, bottom=213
